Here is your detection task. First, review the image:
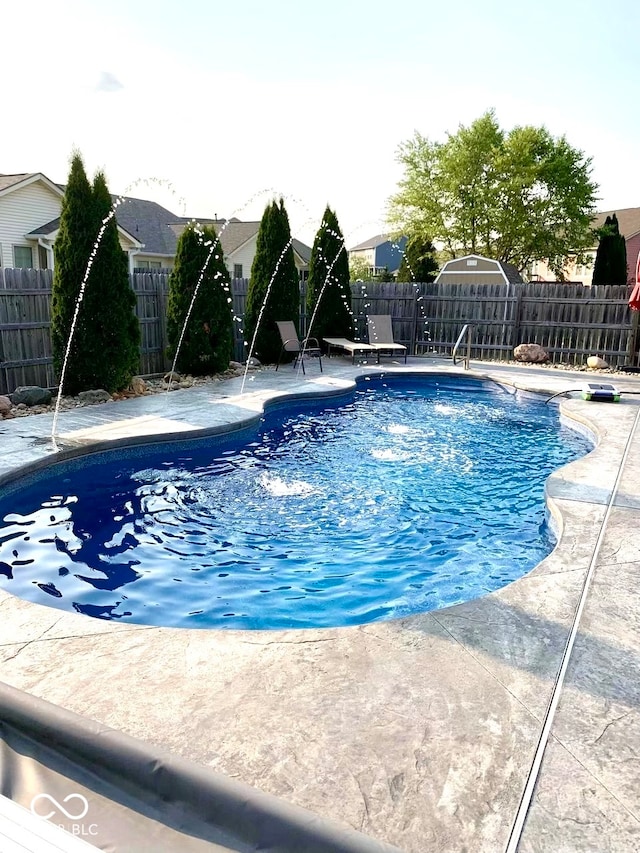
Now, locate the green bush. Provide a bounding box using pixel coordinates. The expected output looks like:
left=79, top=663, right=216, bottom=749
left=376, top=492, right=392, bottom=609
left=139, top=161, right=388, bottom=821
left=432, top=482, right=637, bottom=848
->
left=166, top=223, right=234, bottom=375
left=245, top=199, right=299, bottom=364
left=52, top=155, right=141, bottom=394
left=306, top=206, right=353, bottom=342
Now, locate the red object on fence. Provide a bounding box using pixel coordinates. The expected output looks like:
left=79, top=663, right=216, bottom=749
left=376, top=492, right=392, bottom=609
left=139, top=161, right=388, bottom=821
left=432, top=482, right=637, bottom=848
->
left=629, top=251, right=640, bottom=311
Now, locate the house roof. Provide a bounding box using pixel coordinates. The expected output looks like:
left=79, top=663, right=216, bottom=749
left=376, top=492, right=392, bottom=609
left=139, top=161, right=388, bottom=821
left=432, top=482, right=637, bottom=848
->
left=4, top=171, right=314, bottom=262
left=0, top=172, right=64, bottom=199
left=114, top=196, right=184, bottom=256
left=291, top=239, right=311, bottom=265
left=349, top=234, right=394, bottom=251
left=593, top=207, right=640, bottom=239
left=0, top=173, right=32, bottom=192
left=169, top=220, right=312, bottom=265
left=26, top=215, right=143, bottom=250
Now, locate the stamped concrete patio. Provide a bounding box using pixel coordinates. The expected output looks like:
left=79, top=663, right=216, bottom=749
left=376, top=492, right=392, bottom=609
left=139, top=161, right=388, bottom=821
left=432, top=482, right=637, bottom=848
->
left=1, top=358, right=639, bottom=852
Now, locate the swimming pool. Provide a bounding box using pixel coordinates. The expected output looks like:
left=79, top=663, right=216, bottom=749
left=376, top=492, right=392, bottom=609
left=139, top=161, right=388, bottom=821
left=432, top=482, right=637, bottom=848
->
left=0, top=375, right=592, bottom=629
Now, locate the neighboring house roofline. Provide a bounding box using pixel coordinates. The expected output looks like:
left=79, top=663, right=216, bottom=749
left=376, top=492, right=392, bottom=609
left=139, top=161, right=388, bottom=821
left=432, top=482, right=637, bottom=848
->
left=0, top=172, right=65, bottom=199
left=25, top=216, right=144, bottom=250
left=592, top=207, right=640, bottom=240
left=349, top=233, right=396, bottom=251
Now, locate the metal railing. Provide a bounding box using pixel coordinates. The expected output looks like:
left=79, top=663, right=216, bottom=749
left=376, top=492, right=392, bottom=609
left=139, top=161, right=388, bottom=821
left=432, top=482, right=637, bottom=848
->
left=452, top=324, right=474, bottom=369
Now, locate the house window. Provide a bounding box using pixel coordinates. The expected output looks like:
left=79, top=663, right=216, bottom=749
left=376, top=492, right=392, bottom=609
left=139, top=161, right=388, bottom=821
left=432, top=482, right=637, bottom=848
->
left=136, top=260, right=163, bottom=270
left=233, top=264, right=243, bottom=279
left=38, top=245, right=48, bottom=269
left=13, top=245, right=33, bottom=268
left=466, top=259, right=478, bottom=267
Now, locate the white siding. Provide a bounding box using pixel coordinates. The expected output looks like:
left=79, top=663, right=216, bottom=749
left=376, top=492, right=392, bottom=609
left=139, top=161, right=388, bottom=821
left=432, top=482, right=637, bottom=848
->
left=227, top=236, right=258, bottom=279
left=0, top=181, right=62, bottom=268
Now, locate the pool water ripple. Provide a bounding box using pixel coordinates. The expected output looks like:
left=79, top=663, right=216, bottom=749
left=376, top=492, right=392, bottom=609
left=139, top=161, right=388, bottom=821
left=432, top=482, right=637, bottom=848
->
left=0, top=376, right=592, bottom=629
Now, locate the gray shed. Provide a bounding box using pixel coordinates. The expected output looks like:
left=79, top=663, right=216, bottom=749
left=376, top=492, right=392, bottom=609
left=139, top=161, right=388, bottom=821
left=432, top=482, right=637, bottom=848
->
left=435, top=254, right=523, bottom=286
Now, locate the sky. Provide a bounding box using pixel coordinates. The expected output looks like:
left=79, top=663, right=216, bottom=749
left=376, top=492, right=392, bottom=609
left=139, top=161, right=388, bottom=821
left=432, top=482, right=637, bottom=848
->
left=3, top=0, right=640, bottom=247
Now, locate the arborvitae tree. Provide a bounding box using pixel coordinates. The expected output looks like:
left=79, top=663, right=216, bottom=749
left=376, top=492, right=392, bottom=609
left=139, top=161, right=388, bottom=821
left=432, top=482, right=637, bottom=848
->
left=78, top=171, right=140, bottom=392
left=592, top=213, right=628, bottom=285
left=51, top=152, right=95, bottom=382
left=166, top=223, right=234, bottom=375
left=52, top=157, right=140, bottom=394
left=397, top=235, right=439, bottom=282
left=306, top=206, right=352, bottom=342
left=245, top=199, right=300, bottom=364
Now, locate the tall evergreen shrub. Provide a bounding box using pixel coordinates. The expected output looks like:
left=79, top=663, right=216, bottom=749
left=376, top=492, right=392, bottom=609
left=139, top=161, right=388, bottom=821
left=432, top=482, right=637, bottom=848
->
left=51, top=153, right=95, bottom=383
left=166, top=224, right=234, bottom=375
left=397, top=235, right=439, bottom=282
left=306, top=206, right=352, bottom=342
left=592, top=213, right=628, bottom=285
left=51, top=156, right=141, bottom=394
left=83, top=172, right=140, bottom=392
left=245, top=199, right=299, bottom=364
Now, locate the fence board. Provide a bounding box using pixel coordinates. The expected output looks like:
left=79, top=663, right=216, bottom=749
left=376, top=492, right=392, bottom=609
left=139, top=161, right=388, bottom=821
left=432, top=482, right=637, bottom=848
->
left=0, top=270, right=636, bottom=395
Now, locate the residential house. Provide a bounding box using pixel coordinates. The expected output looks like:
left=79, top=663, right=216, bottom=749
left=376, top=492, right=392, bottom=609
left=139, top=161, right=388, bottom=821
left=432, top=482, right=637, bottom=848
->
left=435, top=255, right=524, bottom=285
left=0, top=173, right=144, bottom=272
left=169, top=219, right=312, bottom=282
left=0, top=172, right=312, bottom=280
left=529, top=207, right=640, bottom=285
left=348, top=234, right=408, bottom=278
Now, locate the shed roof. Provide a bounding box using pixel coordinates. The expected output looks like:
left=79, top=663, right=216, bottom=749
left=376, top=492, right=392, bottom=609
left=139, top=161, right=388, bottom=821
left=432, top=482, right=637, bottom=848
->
left=436, top=254, right=523, bottom=284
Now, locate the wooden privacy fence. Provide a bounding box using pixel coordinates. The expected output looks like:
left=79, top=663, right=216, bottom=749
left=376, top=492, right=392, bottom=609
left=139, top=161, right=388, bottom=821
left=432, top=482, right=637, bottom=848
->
left=351, top=280, right=636, bottom=365
left=0, top=269, right=637, bottom=395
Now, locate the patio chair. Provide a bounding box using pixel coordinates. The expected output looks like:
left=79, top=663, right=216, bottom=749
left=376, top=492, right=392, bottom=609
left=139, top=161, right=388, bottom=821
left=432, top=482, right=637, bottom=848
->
left=275, top=321, right=323, bottom=374
left=366, top=315, right=407, bottom=363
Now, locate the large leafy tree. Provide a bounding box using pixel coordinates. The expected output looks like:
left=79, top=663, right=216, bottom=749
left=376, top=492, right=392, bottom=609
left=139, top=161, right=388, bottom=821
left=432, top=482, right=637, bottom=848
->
left=245, top=199, right=300, bottom=364
left=306, top=206, right=353, bottom=342
left=166, top=223, right=234, bottom=375
left=387, top=110, right=598, bottom=277
left=348, top=255, right=371, bottom=282
left=591, top=213, right=628, bottom=285
left=51, top=152, right=95, bottom=383
left=397, top=235, right=439, bottom=282
left=52, top=156, right=141, bottom=394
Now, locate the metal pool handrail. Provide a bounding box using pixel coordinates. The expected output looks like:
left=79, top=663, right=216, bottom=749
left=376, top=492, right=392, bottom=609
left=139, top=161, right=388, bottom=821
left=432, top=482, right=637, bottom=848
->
left=452, top=324, right=474, bottom=369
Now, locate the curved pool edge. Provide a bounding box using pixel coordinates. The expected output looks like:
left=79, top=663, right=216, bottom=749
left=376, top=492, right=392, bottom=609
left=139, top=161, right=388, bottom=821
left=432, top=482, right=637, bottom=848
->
left=2, top=361, right=640, bottom=852
left=0, top=362, right=632, bottom=629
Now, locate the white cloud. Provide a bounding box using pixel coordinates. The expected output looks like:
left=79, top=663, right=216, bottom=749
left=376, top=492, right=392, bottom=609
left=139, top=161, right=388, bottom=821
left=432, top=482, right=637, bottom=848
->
left=95, top=72, right=124, bottom=93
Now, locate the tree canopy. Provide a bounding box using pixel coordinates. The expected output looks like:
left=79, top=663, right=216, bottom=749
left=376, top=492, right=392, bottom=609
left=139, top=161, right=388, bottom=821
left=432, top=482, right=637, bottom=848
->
left=166, top=223, right=235, bottom=375
left=387, top=110, right=598, bottom=278
left=306, top=206, right=353, bottom=342
left=591, top=213, right=628, bottom=285
left=244, top=199, right=300, bottom=364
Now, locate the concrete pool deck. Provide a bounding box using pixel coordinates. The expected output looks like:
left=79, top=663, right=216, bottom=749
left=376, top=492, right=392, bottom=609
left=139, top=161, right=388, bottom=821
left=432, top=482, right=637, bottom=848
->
left=1, top=358, right=639, bottom=852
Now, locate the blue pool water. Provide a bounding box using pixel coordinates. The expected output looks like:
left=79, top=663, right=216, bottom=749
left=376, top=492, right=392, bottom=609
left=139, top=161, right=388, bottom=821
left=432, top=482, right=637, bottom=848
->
left=0, top=375, right=592, bottom=629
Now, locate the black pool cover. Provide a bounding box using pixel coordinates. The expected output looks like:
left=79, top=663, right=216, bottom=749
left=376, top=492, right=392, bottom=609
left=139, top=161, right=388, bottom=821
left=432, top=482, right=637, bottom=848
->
left=0, top=682, right=401, bottom=852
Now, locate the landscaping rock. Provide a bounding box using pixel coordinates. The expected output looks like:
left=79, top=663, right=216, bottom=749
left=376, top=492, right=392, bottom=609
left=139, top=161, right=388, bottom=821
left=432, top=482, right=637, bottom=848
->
left=164, top=371, right=181, bottom=385
left=0, top=395, right=12, bottom=417
left=10, top=386, right=53, bottom=406
left=513, top=343, right=549, bottom=364
left=130, top=376, right=147, bottom=395
left=587, top=355, right=609, bottom=369
left=78, top=389, right=112, bottom=404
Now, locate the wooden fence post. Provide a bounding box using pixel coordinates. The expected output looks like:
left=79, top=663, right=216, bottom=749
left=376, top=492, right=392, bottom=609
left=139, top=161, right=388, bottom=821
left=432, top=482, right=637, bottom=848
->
left=512, top=284, right=523, bottom=349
